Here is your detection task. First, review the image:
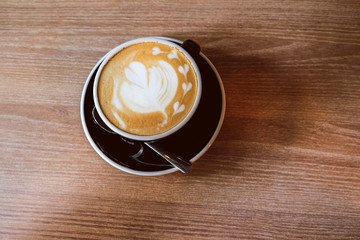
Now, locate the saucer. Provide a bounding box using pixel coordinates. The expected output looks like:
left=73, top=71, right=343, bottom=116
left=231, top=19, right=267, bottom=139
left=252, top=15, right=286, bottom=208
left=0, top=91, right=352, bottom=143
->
left=80, top=37, right=226, bottom=176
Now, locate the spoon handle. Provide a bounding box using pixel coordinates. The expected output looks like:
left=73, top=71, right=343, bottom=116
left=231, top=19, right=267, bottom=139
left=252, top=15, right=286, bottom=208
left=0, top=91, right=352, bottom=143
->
left=144, top=142, right=192, bottom=173
left=92, top=106, right=192, bottom=173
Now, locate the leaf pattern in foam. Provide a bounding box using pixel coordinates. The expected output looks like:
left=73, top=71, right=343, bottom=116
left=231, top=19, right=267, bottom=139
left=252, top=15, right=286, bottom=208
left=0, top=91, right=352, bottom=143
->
left=121, top=61, right=178, bottom=116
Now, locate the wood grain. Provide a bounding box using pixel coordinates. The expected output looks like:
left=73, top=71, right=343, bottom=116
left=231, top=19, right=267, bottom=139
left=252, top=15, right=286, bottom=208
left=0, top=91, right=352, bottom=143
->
left=1, top=0, right=360, bottom=239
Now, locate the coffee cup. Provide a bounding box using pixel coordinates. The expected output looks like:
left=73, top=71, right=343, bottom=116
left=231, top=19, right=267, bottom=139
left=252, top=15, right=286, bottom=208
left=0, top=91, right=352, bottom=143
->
left=93, top=37, right=202, bottom=142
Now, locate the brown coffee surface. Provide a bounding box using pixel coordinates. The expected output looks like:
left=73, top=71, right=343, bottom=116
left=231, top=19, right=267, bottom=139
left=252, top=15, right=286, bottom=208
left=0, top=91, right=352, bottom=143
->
left=97, top=42, right=198, bottom=136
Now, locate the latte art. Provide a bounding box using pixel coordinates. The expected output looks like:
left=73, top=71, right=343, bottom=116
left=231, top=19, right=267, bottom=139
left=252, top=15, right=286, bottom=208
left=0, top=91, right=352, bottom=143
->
left=97, top=42, right=198, bottom=136
left=120, top=61, right=178, bottom=119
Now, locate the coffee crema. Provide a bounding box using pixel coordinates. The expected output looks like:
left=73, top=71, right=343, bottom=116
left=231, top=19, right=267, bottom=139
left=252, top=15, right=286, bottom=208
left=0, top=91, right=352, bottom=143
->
left=97, top=42, right=198, bottom=136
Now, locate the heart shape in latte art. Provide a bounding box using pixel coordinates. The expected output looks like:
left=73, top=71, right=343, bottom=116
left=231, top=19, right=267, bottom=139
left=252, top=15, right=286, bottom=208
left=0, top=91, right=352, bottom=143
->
left=120, top=61, right=178, bottom=121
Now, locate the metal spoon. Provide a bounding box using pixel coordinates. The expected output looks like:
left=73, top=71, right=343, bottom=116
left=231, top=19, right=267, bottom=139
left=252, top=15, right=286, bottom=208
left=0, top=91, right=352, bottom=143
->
left=92, top=107, right=192, bottom=173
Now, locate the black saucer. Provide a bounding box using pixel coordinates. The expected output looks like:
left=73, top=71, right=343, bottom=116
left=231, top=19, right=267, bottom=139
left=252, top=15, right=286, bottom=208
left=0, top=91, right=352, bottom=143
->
left=81, top=39, right=225, bottom=175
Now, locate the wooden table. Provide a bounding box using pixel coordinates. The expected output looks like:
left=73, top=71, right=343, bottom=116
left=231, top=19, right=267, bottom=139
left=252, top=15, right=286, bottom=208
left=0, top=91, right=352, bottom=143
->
left=1, top=1, right=360, bottom=239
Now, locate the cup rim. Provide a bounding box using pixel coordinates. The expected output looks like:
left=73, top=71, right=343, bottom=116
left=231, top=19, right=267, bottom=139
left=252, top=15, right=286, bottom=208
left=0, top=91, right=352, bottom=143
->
left=93, top=37, right=202, bottom=141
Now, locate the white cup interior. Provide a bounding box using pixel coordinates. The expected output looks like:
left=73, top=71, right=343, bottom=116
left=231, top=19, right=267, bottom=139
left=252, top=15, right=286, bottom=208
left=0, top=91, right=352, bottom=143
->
left=93, top=37, right=202, bottom=141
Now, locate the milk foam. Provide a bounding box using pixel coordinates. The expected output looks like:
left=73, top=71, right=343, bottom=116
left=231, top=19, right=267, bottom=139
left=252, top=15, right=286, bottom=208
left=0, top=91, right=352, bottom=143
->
left=119, top=60, right=178, bottom=121
left=98, top=42, right=198, bottom=136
